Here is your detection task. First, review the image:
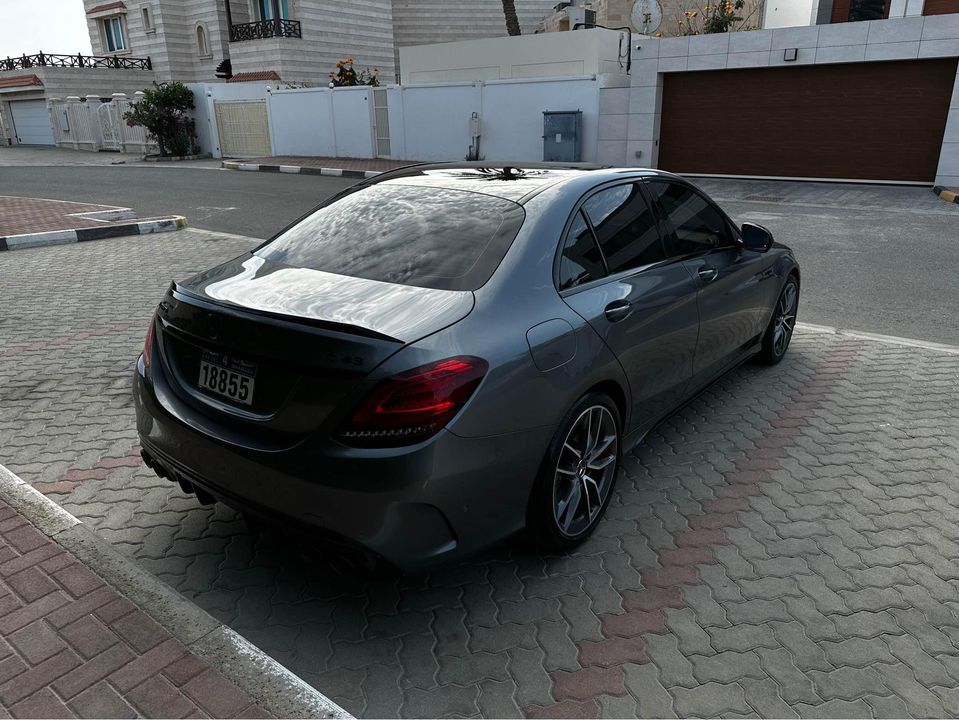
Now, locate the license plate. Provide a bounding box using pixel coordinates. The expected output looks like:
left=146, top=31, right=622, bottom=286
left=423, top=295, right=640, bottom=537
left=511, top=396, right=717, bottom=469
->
left=198, top=351, right=256, bottom=406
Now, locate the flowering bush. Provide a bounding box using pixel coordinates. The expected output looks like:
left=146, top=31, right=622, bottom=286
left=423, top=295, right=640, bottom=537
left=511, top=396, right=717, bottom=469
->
left=328, top=58, right=380, bottom=87
left=123, top=81, right=198, bottom=157
left=674, top=1, right=747, bottom=35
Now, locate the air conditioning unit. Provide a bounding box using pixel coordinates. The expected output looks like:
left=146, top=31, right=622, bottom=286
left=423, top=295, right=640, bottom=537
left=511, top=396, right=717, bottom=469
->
left=568, top=6, right=597, bottom=28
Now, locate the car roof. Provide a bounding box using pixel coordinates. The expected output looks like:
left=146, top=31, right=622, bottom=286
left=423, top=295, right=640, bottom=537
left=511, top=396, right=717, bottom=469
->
left=369, top=162, right=685, bottom=204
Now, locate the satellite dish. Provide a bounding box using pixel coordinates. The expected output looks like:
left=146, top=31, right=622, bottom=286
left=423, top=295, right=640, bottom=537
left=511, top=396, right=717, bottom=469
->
left=630, top=0, right=664, bottom=34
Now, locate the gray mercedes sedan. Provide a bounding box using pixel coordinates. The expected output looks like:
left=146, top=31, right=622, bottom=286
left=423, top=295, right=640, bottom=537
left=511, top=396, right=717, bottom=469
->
left=134, top=164, right=800, bottom=571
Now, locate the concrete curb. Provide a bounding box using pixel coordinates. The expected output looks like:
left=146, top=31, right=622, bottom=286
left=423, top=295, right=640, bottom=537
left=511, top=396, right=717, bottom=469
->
left=144, top=153, right=208, bottom=163
left=933, top=185, right=959, bottom=205
left=222, top=160, right=382, bottom=179
left=0, top=216, right=188, bottom=252
left=0, top=462, right=351, bottom=720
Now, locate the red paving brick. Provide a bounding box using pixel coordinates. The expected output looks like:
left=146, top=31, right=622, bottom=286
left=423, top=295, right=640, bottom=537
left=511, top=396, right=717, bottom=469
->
left=0, top=197, right=127, bottom=237
left=620, top=586, right=685, bottom=613
left=551, top=666, right=626, bottom=701
left=577, top=635, right=649, bottom=668
left=600, top=609, right=668, bottom=638
left=640, top=564, right=700, bottom=588
left=526, top=698, right=601, bottom=719
left=0, top=499, right=271, bottom=718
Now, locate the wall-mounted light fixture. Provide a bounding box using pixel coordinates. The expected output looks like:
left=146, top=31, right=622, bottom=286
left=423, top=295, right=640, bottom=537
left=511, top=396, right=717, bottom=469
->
left=783, top=48, right=798, bottom=62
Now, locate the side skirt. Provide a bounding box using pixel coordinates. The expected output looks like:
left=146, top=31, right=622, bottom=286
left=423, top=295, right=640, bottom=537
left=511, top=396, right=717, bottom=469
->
left=621, top=343, right=762, bottom=453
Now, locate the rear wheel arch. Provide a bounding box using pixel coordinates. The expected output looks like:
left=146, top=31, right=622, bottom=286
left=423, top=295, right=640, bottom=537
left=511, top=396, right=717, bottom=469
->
left=585, top=379, right=628, bottom=433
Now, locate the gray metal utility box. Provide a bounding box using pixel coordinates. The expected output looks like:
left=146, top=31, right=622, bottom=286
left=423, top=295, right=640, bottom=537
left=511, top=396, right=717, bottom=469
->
left=543, top=110, right=583, bottom=162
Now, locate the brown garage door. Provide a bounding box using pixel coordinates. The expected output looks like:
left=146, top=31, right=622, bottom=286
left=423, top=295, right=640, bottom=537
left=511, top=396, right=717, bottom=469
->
left=658, top=58, right=957, bottom=182
left=923, top=0, right=959, bottom=15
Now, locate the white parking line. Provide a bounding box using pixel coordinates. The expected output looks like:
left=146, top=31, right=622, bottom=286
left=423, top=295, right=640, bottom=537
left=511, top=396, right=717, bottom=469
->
left=797, top=322, right=959, bottom=355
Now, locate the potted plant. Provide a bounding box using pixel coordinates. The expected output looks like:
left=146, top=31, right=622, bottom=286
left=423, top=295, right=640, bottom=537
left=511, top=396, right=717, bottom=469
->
left=328, top=59, right=380, bottom=87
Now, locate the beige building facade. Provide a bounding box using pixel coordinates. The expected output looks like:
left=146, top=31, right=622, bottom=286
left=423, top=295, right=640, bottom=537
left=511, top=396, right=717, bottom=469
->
left=81, top=0, right=395, bottom=83
left=0, top=0, right=590, bottom=146
left=76, top=0, right=564, bottom=85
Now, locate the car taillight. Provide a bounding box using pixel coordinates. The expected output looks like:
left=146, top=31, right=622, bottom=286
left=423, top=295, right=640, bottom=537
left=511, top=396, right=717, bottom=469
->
left=142, top=314, right=156, bottom=369
left=337, top=356, right=488, bottom=447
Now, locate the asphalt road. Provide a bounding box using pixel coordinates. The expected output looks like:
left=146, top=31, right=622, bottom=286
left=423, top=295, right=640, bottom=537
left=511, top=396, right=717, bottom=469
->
left=0, top=165, right=354, bottom=239
left=1, top=165, right=956, bottom=344
left=701, top=180, right=959, bottom=347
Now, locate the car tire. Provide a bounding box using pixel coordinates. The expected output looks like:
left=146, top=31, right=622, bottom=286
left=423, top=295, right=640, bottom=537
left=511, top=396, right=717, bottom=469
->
left=528, top=392, right=622, bottom=552
left=758, top=276, right=799, bottom=366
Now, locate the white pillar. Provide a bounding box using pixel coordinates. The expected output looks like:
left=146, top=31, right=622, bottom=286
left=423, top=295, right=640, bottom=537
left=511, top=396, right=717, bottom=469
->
left=85, top=95, right=103, bottom=151
left=65, top=96, right=83, bottom=150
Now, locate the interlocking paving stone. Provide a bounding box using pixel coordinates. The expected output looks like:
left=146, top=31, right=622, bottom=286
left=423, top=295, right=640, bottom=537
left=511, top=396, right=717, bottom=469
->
left=2, top=230, right=959, bottom=717
left=740, top=677, right=798, bottom=719
left=882, top=633, right=955, bottom=687
left=873, top=663, right=947, bottom=717
left=795, top=698, right=874, bottom=718
left=756, top=647, right=822, bottom=706
left=768, top=621, right=832, bottom=673
left=807, top=666, right=890, bottom=702
left=689, top=651, right=765, bottom=684
left=671, top=682, right=751, bottom=717
left=832, top=610, right=902, bottom=639
left=0, top=500, right=267, bottom=718
left=645, top=634, right=696, bottom=689
left=622, top=663, right=675, bottom=718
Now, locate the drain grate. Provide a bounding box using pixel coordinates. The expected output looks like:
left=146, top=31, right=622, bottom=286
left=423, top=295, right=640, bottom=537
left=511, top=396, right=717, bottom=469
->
left=744, top=195, right=786, bottom=202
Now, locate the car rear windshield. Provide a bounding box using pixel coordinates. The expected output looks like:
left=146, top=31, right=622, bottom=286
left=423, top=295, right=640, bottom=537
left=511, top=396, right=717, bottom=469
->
left=255, top=183, right=526, bottom=291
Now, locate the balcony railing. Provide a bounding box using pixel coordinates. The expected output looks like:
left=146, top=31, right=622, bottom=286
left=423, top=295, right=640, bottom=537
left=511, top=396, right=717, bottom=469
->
left=229, top=19, right=302, bottom=42
left=0, top=52, right=152, bottom=72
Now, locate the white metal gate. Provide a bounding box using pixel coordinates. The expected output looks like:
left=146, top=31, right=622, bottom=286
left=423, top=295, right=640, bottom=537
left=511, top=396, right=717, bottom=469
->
left=215, top=100, right=271, bottom=158
left=96, top=101, right=122, bottom=151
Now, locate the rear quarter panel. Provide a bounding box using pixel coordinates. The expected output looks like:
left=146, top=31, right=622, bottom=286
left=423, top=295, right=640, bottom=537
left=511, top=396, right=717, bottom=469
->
left=389, top=183, right=632, bottom=440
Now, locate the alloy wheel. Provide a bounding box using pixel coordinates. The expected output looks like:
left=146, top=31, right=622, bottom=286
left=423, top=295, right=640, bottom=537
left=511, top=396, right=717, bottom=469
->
left=773, top=282, right=798, bottom=357
left=552, top=405, right=618, bottom=538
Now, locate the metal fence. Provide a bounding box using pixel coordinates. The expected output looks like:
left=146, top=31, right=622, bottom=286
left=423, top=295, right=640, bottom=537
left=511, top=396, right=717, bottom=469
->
left=1, top=52, right=152, bottom=71
left=48, top=93, right=157, bottom=155
left=229, top=19, right=302, bottom=41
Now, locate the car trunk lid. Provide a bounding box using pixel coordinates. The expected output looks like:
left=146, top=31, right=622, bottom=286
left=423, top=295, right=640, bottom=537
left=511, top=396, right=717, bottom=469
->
left=156, top=254, right=474, bottom=439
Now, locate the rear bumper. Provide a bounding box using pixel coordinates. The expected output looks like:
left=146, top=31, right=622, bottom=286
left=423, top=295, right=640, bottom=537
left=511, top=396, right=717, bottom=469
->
left=133, top=359, right=551, bottom=571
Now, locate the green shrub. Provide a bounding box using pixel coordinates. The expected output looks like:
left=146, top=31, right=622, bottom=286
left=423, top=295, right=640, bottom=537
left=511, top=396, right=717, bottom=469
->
left=124, top=81, right=199, bottom=157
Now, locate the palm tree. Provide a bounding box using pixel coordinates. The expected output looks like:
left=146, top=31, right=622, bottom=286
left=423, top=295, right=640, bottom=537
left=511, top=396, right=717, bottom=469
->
left=502, top=0, right=522, bottom=35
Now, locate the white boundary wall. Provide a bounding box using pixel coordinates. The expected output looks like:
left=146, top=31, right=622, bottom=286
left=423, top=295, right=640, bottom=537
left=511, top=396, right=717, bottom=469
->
left=267, top=86, right=375, bottom=158
left=266, top=75, right=607, bottom=162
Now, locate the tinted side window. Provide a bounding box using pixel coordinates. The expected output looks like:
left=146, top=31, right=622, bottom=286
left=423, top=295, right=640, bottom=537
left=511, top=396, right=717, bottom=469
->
left=559, top=209, right=605, bottom=290
left=583, top=184, right=665, bottom=274
left=647, top=181, right=732, bottom=256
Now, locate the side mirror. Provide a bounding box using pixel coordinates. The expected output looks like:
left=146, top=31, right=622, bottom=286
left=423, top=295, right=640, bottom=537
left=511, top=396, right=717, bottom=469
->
left=740, top=222, right=774, bottom=252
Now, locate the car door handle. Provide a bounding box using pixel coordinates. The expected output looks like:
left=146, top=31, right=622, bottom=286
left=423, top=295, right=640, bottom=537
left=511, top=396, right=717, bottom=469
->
left=604, top=300, right=632, bottom=323
left=698, top=266, right=719, bottom=283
